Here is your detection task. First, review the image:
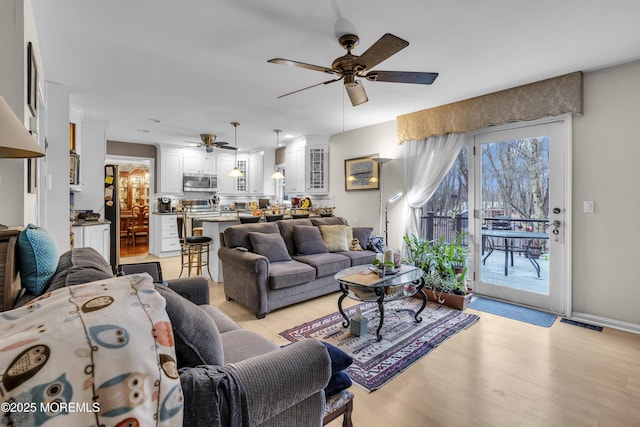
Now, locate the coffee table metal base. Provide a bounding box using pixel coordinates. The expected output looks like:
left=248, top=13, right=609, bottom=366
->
left=338, top=279, right=427, bottom=341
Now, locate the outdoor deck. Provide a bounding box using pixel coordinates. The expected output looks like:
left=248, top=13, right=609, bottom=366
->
left=478, top=248, right=549, bottom=294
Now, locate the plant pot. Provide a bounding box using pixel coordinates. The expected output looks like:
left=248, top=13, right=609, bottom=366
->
left=424, top=289, right=472, bottom=310
left=528, top=247, right=542, bottom=259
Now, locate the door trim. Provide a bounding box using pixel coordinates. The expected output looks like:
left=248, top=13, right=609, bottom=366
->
left=467, top=114, right=572, bottom=316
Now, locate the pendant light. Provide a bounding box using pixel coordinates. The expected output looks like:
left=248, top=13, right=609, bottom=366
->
left=228, top=121, right=244, bottom=178
left=271, top=129, right=285, bottom=180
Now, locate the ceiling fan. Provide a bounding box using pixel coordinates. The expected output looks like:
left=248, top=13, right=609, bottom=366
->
left=188, top=134, right=238, bottom=153
left=268, top=33, right=438, bottom=106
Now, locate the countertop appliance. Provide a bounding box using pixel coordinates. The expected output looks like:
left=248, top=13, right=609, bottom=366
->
left=158, top=197, right=172, bottom=213
left=183, top=173, right=217, bottom=193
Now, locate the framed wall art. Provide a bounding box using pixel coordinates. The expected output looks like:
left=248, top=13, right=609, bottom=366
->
left=344, top=155, right=380, bottom=191
left=27, top=41, right=38, bottom=116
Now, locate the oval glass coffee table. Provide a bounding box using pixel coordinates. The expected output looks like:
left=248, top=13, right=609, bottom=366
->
left=334, top=264, right=427, bottom=341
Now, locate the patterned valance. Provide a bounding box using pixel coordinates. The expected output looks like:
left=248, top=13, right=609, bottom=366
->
left=397, top=71, right=583, bottom=143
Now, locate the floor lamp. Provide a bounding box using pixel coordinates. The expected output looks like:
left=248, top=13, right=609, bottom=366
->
left=385, top=192, right=403, bottom=247
left=0, top=96, right=45, bottom=229
left=372, top=157, right=393, bottom=245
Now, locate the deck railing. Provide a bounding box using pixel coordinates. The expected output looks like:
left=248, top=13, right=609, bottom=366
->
left=419, top=211, right=549, bottom=246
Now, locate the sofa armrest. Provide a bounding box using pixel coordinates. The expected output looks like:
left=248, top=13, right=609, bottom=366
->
left=218, top=247, right=269, bottom=273
left=166, top=276, right=210, bottom=305
left=227, top=339, right=331, bottom=425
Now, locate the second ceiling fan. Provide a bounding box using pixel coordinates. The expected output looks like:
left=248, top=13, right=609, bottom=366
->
left=268, top=32, right=438, bottom=106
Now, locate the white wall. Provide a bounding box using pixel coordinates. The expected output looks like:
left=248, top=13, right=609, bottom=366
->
left=331, top=60, right=640, bottom=332
left=572, top=59, right=640, bottom=330
left=329, top=121, right=405, bottom=250
left=74, top=118, right=107, bottom=213
left=0, top=0, right=40, bottom=228
left=45, top=82, right=71, bottom=253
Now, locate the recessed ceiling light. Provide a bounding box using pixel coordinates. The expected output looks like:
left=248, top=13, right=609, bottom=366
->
left=137, top=129, right=150, bottom=133
left=147, top=118, right=161, bottom=123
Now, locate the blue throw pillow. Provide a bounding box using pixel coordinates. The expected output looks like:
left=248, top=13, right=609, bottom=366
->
left=325, top=371, right=352, bottom=397
left=321, top=341, right=353, bottom=375
left=18, top=224, right=58, bottom=296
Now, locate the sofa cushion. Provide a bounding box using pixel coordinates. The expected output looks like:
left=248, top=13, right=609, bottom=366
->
left=276, top=218, right=313, bottom=255
left=48, top=247, right=114, bottom=292
left=248, top=232, right=292, bottom=262
left=293, top=225, right=328, bottom=255
left=0, top=274, right=183, bottom=426
left=352, top=227, right=374, bottom=250
left=325, top=371, right=353, bottom=397
left=17, top=224, right=59, bottom=296
left=311, top=217, right=348, bottom=226
left=223, top=222, right=280, bottom=250
left=154, top=284, right=224, bottom=367
left=293, top=253, right=351, bottom=278
left=220, top=329, right=279, bottom=364
left=268, top=260, right=317, bottom=290
left=335, top=249, right=377, bottom=266
left=319, top=225, right=353, bottom=252
left=198, top=305, right=242, bottom=333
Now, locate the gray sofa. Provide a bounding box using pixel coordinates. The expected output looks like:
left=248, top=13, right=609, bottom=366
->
left=7, top=247, right=332, bottom=427
left=218, top=217, right=376, bottom=318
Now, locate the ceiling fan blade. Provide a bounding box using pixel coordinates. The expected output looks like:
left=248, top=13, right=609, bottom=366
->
left=364, top=70, right=439, bottom=85
left=216, top=145, right=237, bottom=150
left=268, top=58, right=338, bottom=75
left=356, top=33, right=409, bottom=71
left=345, top=80, right=368, bottom=106
left=277, top=77, right=342, bottom=99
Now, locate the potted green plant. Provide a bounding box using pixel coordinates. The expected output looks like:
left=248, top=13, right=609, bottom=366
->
left=403, top=232, right=472, bottom=310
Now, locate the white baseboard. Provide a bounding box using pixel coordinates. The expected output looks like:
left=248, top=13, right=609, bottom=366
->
left=569, top=312, right=640, bottom=334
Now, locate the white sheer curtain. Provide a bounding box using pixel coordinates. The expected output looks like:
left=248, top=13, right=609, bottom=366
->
left=401, top=133, right=467, bottom=240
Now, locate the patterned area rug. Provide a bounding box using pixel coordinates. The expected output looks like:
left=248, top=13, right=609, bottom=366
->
left=280, top=299, right=479, bottom=392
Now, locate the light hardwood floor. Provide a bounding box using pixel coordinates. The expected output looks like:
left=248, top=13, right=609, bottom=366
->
left=123, top=254, right=640, bottom=427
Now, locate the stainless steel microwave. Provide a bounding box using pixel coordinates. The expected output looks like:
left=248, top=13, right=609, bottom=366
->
left=183, top=174, right=217, bottom=193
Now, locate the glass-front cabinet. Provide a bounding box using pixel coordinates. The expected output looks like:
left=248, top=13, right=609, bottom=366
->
left=119, top=168, right=150, bottom=211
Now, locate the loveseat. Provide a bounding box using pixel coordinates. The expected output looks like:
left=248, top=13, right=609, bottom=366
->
left=218, top=217, right=376, bottom=318
left=0, top=227, right=333, bottom=427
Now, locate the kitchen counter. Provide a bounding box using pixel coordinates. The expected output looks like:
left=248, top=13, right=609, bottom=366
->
left=200, top=216, right=239, bottom=223
left=70, top=219, right=111, bottom=226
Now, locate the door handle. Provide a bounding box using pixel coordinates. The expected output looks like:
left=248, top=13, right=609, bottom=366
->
left=551, top=220, right=561, bottom=240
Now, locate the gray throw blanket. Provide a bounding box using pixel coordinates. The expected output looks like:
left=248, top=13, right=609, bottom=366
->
left=179, top=365, right=250, bottom=427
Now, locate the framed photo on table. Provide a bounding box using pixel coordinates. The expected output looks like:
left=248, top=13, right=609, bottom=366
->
left=27, top=42, right=38, bottom=116
left=344, top=156, right=380, bottom=191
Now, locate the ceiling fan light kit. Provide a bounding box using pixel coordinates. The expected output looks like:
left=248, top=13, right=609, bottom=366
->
left=198, top=133, right=236, bottom=154
left=228, top=121, right=244, bottom=178
left=268, top=32, right=438, bottom=106
left=271, top=129, right=285, bottom=180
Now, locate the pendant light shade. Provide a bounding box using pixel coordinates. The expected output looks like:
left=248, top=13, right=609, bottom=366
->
left=228, top=121, right=244, bottom=178
left=271, top=129, right=285, bottom=180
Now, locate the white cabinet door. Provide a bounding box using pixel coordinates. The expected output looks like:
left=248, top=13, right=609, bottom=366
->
left=73, top=224, right=111, bottom=263
left=183, top=150, right=204, bottom=173
left=249, top=152, right=264, bottom=195
left=285, top=142, right=306, bottom=194
left=216, top=153, right=235, bottom=194
left=305, top=140, right=329, bottom=193
left=160, top=149, right=183, bottom=193
left=184, top=149, right=216, bottom=174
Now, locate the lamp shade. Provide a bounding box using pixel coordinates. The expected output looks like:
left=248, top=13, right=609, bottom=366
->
left=0, top=96, right=44, bottom=158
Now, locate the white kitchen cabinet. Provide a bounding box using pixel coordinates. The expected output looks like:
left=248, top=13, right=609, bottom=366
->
left=160, top=148, right=183, bottom=193
left=183, top=149, right=216, bottom=174
left=149, top=214, right=180, bottom=257
left=305, top=138, right=329, bottom=193
left=248, top=150, right=276, bottom=196
left=216, top=153, right=249, bottom=195
left=72, top=222, right=110, bottom=263
left=285, top=140, right=306, bottom=194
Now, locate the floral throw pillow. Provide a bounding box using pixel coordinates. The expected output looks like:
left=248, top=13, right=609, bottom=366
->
left=0, top=274, right=183, bottom=426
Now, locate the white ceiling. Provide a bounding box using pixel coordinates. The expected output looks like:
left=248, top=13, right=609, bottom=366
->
left=32, top=0, right=640, bottom=151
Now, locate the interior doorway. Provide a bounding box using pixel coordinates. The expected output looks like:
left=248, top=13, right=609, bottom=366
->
left=106, top=157, right=153, bottom=259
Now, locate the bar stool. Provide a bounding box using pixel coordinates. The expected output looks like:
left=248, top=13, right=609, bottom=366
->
left=177, top=212, right=213, bottom=279
left=239, top=215, right=261, bottom=224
